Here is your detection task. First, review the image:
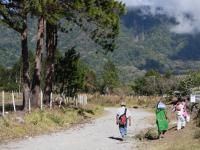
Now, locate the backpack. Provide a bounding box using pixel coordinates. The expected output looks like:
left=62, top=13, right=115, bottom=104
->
left=119, top=108, right=127, bottom=126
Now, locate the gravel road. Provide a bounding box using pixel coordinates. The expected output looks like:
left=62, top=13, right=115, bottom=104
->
left=0, top=108, right=153, bottom=150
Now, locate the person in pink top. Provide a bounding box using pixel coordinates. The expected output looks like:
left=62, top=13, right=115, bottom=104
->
left=175, top=99, right=186, bottom=130
left=182, top=99, right=190, bottom=123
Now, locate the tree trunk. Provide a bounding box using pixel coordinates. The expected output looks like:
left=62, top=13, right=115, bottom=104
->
left=31, top=17, right=45, bottom=108
left=44, top=22, right=57, bottom=104
left=21, top=18, right=31, bottom=110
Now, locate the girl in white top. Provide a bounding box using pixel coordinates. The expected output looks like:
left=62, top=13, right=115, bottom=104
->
left=176, top=100, right=186, bottom=130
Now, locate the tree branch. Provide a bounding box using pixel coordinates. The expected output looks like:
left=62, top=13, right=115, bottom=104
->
left=0, top=10, right=22, bottom=32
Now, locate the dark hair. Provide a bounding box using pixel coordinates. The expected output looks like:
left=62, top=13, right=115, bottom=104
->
left=186, top=97, right=190, bottom=101
left=156, top=101, right=160, bottom=109
left=177, top=97, right=182, bottom=102
left=181, top=99, right=186, bottom=102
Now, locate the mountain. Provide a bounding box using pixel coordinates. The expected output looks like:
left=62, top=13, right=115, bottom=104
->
left=1, top=7, right=200, bottom=82
left=117, top=8, right=200, bottom=74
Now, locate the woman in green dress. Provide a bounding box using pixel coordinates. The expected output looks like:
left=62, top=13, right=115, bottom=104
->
left=156, top=101, right=169, bottom=139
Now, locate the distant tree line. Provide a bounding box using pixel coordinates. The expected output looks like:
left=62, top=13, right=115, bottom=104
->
left=132, top=69, right=200, bottom=97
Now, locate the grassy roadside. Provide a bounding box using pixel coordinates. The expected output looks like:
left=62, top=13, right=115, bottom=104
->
left=137, top=121, right=200, bottom=150
left=134, top=106, right=200, bottom=150
left=1, top=93, right=159, bottom=143
left=0, top=104, right=103, bottom=143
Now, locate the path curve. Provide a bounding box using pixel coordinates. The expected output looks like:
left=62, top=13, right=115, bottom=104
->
left=1, top=108, right=153, bottom=150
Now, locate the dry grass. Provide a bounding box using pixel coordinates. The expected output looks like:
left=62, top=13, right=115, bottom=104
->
left=0, top=104, right=103, bottom=143
left=88, top=93, right=161, bottom=108
left=136, top=107, right=200, bottom=150
left=138, top=122, right=200, bottom=150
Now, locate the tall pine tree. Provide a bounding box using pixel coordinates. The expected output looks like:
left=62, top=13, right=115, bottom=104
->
left=43, top=0, right=126, bottom=104
left=0, top=0, right=31, bottom=110
left=54, top=47, right=85, bottom=97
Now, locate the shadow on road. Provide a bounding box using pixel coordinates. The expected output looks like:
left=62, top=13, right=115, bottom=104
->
left=108, top=136, right=123, bottom=141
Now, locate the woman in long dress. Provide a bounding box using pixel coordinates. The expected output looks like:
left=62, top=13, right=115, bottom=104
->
left=156, top=101, right=169, bottom=139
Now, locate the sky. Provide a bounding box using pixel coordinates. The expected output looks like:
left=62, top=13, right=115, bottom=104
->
left=119, top=0, right=200, bottom=34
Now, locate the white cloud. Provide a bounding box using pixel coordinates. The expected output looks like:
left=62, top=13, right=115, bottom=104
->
left=119, top=0, right=200, bottom=34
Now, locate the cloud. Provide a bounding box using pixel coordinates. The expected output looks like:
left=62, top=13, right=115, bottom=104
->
left=119, top=0, right=200, bottom=34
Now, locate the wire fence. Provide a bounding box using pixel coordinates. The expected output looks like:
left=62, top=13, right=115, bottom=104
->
left=0, top=91, right=88, bottom=117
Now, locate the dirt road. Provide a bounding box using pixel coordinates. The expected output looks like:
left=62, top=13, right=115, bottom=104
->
left=1, top=108, right=153, bottom=150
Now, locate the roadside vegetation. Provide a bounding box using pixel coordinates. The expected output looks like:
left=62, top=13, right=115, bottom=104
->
left=137, top=120, right=200, bottom=150
left=134, top=102, right=200, bottom=150
left=0, top=104, right=103, bottom=142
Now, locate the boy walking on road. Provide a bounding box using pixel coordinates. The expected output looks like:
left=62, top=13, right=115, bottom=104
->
left=116, top=101, right=131, bottom=141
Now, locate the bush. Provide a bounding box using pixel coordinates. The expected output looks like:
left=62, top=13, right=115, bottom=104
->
left=145, top=128, right=158, bottom=140
left=135, top=128, right=159, bottom=141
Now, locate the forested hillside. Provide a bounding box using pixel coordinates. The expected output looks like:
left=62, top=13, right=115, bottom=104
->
left=1, top=8, right=200, bottom=82
left=116, top=8, right=200, bottom=75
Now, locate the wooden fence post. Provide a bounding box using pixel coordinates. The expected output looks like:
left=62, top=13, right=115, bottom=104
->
left=40, top=90, right=43, bottom=110
left=74, top=96, right=77, bottom=107
left=2, top=91, right=5, bottom=117
left=83, top=94, right=87, bottom=106
left=28, top=94, right=31, bottom=113
left=66, top=97, right=69, bottom=105
left=50, top=92, right=52, bottom=109
left=78, top=95, right=80, bottom=106
left=12, top=91, right=16, bottom=112
left=85, top=94, right=87, bottom=105
left=81, top=95, right=83, bottom=106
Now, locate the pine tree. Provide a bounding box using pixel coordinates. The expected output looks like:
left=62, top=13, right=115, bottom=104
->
left=54, top=47, right=85, bottom=97
left=102, top=60, right=120, bottom=94
left=43, top=0, right=125, bottom=103
left=30, top=0, right=61, bottom=107
left=0, top=0, right=31, bottom=110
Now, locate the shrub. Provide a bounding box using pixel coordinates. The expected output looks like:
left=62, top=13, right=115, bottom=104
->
left=145, top=128, right=158, bottom=140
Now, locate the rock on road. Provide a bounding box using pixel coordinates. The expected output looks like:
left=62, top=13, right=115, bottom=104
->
left=1, top=108, right=153, bottom=150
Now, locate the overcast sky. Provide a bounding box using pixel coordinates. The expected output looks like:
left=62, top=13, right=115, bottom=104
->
left=119, top=0, right=200, bottom=34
